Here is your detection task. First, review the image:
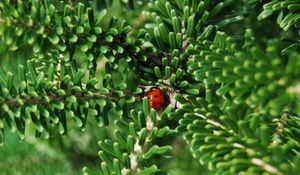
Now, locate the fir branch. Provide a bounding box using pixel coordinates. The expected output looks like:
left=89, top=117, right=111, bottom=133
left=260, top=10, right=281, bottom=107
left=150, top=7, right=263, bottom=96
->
left=98, top=98, right=174, bottom=175
left=1, top=90, right=109, bottom=108
left=175, top=95, right=293, bottom=175
left=258, top=0, right=300, bottom=31
left=0, top=60, right=140, bottom=142
left=0, top=0, right=140, bottom=75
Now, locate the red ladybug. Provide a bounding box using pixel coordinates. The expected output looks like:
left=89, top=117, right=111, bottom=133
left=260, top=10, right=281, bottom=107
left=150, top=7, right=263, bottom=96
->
left=145, top=87, right=165, bottom=110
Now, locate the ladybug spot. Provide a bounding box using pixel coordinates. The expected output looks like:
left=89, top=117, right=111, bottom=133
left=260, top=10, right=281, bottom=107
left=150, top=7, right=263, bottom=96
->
left=154, top=95, right=158, bottom=98
left=160, top=93, right=162, bottom=95
left=147, top=97, right=150, bottom=99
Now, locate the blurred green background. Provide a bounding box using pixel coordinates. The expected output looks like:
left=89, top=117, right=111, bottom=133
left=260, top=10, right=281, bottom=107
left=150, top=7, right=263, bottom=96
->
left=0, top=0, right=212, bottom=174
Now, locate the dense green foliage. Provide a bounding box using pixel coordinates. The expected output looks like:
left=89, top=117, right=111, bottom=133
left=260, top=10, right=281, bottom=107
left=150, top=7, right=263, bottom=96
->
left=1, top=0, right=300, bottom=174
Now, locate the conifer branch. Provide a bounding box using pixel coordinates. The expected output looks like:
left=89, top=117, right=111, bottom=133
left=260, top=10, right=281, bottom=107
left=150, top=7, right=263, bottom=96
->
left=1, top=0, right=300, bottom=174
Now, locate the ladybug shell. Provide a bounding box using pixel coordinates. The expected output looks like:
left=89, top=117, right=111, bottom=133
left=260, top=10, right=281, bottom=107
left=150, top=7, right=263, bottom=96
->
left=145, top=87, right=164, bottom=110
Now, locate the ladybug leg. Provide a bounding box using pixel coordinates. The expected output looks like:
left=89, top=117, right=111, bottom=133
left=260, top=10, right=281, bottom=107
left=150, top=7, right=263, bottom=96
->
left=162, top=93, right=168, bottom=108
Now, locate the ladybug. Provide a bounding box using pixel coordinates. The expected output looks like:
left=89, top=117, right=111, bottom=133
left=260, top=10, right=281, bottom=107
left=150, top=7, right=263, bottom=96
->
left=145, top=87, right=165, bottom=110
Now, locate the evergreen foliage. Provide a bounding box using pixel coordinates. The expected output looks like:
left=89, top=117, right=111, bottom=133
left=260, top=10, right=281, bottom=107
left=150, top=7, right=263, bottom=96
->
left=0, top=0, right=300, bottom=174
